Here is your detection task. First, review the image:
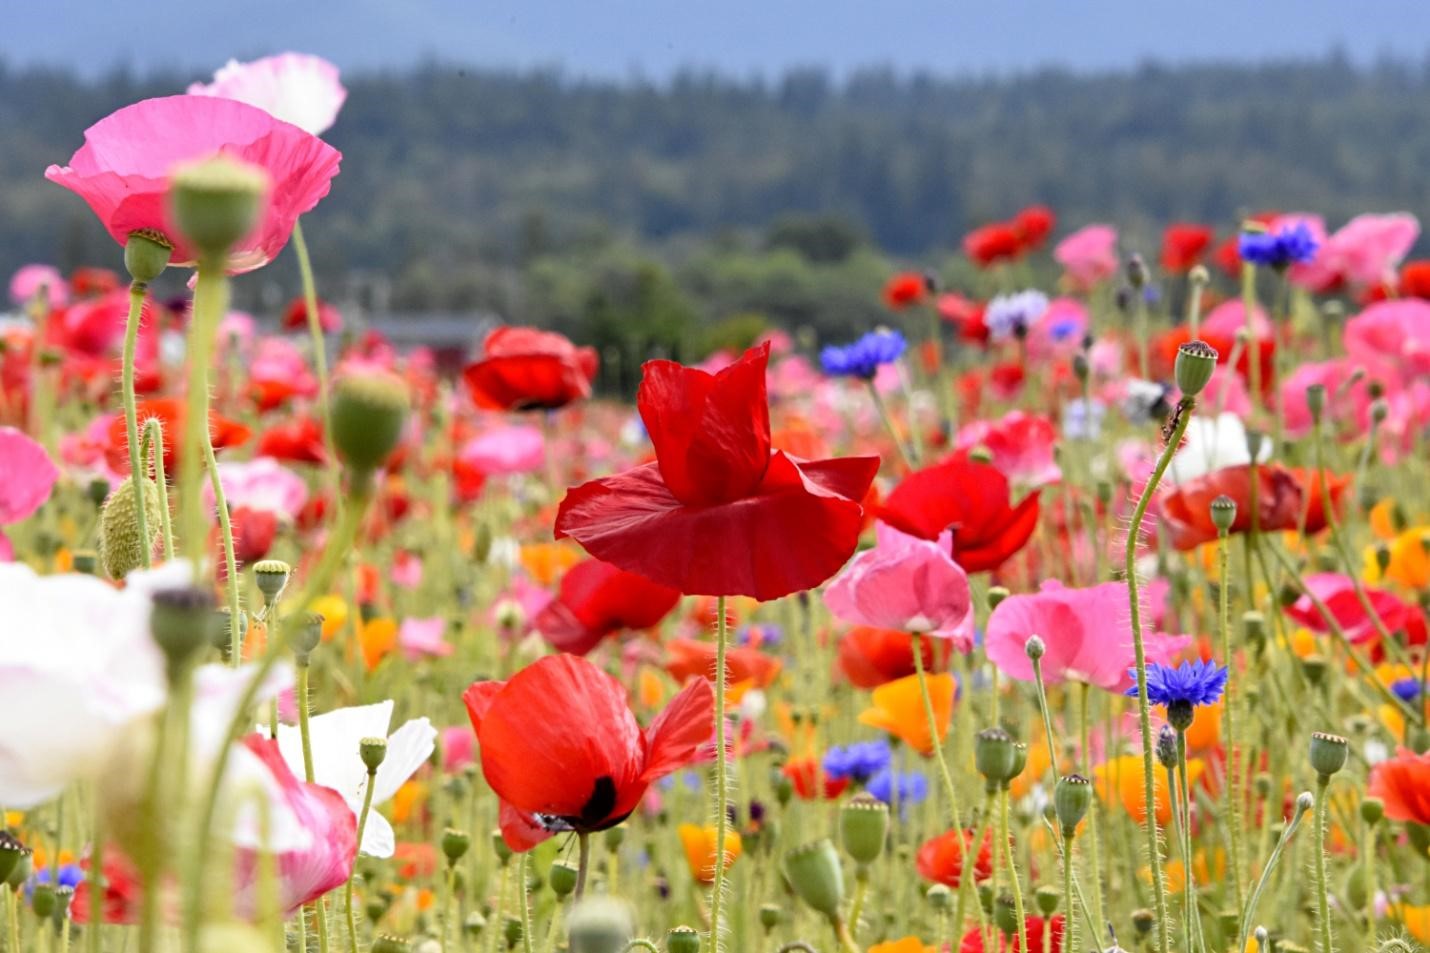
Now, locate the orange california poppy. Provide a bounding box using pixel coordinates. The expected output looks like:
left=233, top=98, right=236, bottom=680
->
left=858, top=672, right=953, bottom=756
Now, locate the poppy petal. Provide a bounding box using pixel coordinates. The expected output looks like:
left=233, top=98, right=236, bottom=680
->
left=641, top=676, right=716, bottom=782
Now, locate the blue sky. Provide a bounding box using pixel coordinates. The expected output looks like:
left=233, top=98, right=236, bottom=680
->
left=6, top=1, right=1429, bottom=79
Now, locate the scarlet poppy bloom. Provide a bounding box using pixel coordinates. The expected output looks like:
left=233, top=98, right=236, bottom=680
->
left=1013, top=205, right=1055, bottom=250
left=535, top=557, right=682, bottom=655
left=1159, top=463, right=1303, bottom=551
left=665, top=637, right=782, bottom=688
left=69, top=267, right=122, bottom=299
left=883, top=272, right=928, bottom=310
left=105, top=397, right=252, bottom=475
left=281, top=295, right=342, bottom=333
left=878, top=456, right=1040, bottom=573
left=1161, top=223, right=1215, bottom=273
left=782, top=755, right=849, bottom=800
left=257, top=416, right=327, bottom=465
left=463, top=654, right=714, bottom=851
left=555, top=343, right=878, bottom=600
left=46, top=96, right=341, bottom=274
left=964, top=223, right=1023, bottom=268
left=916, top=828, right=993, bottom=888
left=463, top=326, right=598, bottom=411
left=960, top=915, right=1063, bottom=953
left=1286, top=467, right=1351, bottom=535
left=1368, top=748, right=1430, bottom=825
left=837, top=625, right=952, bottom=689
left=1399, top=260, right=1430, bottom=299
left=1284, top=573, right=1427, bottom=647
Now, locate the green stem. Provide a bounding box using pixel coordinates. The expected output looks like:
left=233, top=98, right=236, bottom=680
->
left=143, top=418, right=174, bottom=561
left=1174, top=730, right=1204, bottom=953
left=1237, top=794, right=1310, bottom=953
left=1077, top=683, right=1106, bottom=937
left=121, top=280, right=151, bottom=567
left=291, top=220, right=338, bottom=494
left=345, top=768, right=376, bottom=953
left=1062, top=834, right=1078, bottom=953
left=1216, top=529, right=1244, bottom=912
left=867, top=380, right=914, bottom=469
left=575, top=832, right=591, bottom=902
left=518, top=852, right=535, bottom=953
left=204, top=430, right=242, bottom=663
left=999, top=789, right=1027, bottom=953
left=846, top=871, right=868, bottom=939
left=911, top=632, right=960, bottom=828
left=710, top=594, right=730, bottom=953
left=1030, top=653, right=1060, bottom=779
left=183, top=263, right=227, bottom=574
left=1313, top=777, right=1334, bottom=953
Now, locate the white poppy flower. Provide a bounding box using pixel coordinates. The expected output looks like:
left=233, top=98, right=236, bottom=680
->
left=1169, top=412, right=1271, bottom=484
left=188, top=53, right=347, bottom=136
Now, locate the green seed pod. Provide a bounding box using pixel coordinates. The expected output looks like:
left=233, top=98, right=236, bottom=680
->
left=604, top=825, right=625, bottom=850
left=1309, top=732, right=1348, bottom=779
left=926, top=883, right=954, bottom=910
left=758, top=904, right=782, bottom=931
left=330, top=371, right=411, bottom=477
left=289, top=612, right=324, bottom=661
left=549, top=860, right=579, bottom=899
left=168, top=155, right=269, bottom=262
left=1174, top=340, right=1219, bottom=398
left=987, top=586, right=1011, bottom=611
left=0, top=833, right=27, bottom=885
left=124, top=230, right=172, bottom=284
left=97, top=476, right=162, bottom=580
left=666, top=925, right=702, bottom=953
left=253, top=559, right=291, bottom=604
left=840, top=793, right=889, bottom=866
left=565, top=897, right=633, bottom=953
left=1361, top=797, right=1384, bottom=826
left=30, top=884, right=57, bottom=918
left=1009, top=742, right=1028, bottom=781
left=442, top=828, right=471, bottom=866
left=781, top=839, right=845, bottom=920
left=975, top=728, right=1017, bottom=784
left=1209, top=495, right=1237, bottom=534
left=1301, top=655, right=1328, bottom=686
left=370, top=935, right=411, bottom=953
left=4, top=851, right=31, bottom=889
left=365, top=898, right=388, bottom=923
left=150, top=586, right=217, bottom=671
left=1131, top=909, right=1156, bottom=937
left=463, top=912, right=487, bottom=937
left=491, top=830, right=513, bottom=866
left=1054, top=774, right=1093, bottom=834
left=502, top=915, right=524, bottom=949
left=360, top=737, right=388, bottom=774
left=993, top=893, right=1019, bottom=936
left=1034, top=885, right=1060, bottom=916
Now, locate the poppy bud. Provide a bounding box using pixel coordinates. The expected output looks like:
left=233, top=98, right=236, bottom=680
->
left=1295, top=791, right=1316, bottom=815
left=758, top=904, right=782, bottom=931
left=1054, top=774, right=1093, bottom=834
left=566, top=897, right=633, bottom=953
left=993, top=893, right=1019, bottom=936
left=360, top=736, right=387, bottom=774
left=371, top=935, right=410, bottom=953
left=1253, top=927, right=1269, bottom=951
left=1189, top=264, right=1209, bottom=286
left=97, top=476, right=162, bottom=581
left=5, top=851, right=31, bottom=889
left=0, top=833, right=28, bottom=885
left=1209, top=495, right=1237, bottom=534
left=1371, top=398, right=1389, bottom=425
left=975, top=728, right=1017, bottom=784
left=124, top=230, right=172, bottom=285
left=1306, top=383, right=1327, bottom=423
left=666, top=925, right=702, bottom=953
left=253, top=559, right=291, bottom=604
left=839, top=793, right=888, bottom=866
left=290, top=612, right=324, bottom=663
left=502, top=916, right=524, bottom=949
left=1174, top=340, right=1218, bottom=398
left=31, top=884, right=57, bottom=919
left=463, top=913, right=486, bottom=938
left=1309, top=732, right=1348, bottom=779
left=1301, top=655, right=1327, bottom=686
left=1244, top=428, right=1265, bottom=461
left=1132, top=909, right=1156, bottom=937
left=491, top=830, right=513, bottom=866
left=150, top=586, right=217, bottom=671
left=1035, top=885, right=1060, bottom=916
left=168, top=154, right=269, bottom=262
left=1024, top=634, right=1046, bottom=661
left=987, top=586, right=1010, bottom=611
left=1361, top=797, right=1384, bottom=826
left=781, top=840, right=845, bottom=920
left=442, top=828, right=470, bottom=866
left=549, top=860, right=579, bottom=899
left=330, top=371, right=410, bottom=479
left=926, top=883, right=953, bottom=910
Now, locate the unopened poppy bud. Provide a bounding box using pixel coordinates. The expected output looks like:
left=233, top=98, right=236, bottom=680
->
left=4, top=850, right=31, bottom=888
left=150, top=586, right=217, bottom=670
left=987, top=586, right=1010, bottom=611
left=71, top=550, right=98, bottom=575
left=124, top=230, right=172, bottom=285
left=31, top=884, right=57, bottom=918
left=330, top=371, right=410, bottom=479
left=968, top=445, right=994, bottom=465
left=1125, top=254, right=1148, bottom=290
left=168, top=154, right=269, bottom=261
left=781, top=840, right=845, bottom=919
left=463, top=912, right=486, bottom=937
left=370, top=935, right=410, bottom=953
left=97, top=476, right=162, bottom=581
left=253, top=559, right=291, bottom=604
left=1361, top=797, right=1384, bottom=826
left=1024, top=634, right=1046, bottom=661
left=1309, top=732, right=1348, bottom=779
left=360, top=736, right=387, bottom=774
left=666, top=925, right=701, bottom=953
left=442, top=828, right=470, bottom=866
left=993, top=893, right=1019, bottom=936
left=1174, top=340, right=1218, bottom=398
left=0, top=833, right=28, bottom=884
left=758, top=904, right=782, bottom=931
left=548, top=859, right=579, bottom=898
left=1035, top=885, right=1060, bottom=916
left=1132, top=909, right=1156, bottom=937
left=840, top=793, right=889, bottom=866
left=1189, top=264, right=1209, bottom=286
left=1371, top=398, right=1389, bottom=424
left=1210, top=495, right=1237, bottom=534
left=1306, top=383, right=1327, bottom=422
left=1054, top=775, right=1093, bottom=834
left=566, top=897, right=633, bottom=953
left=975, top=728, right=1017, bottom=784
left=502, top=916, right=524, bottom=949
left=491, top=829, right=513, bottom=865
left=926, top=883, right=954, bottom=910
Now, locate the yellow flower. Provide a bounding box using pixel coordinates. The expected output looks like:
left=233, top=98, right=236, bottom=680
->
left=869, top=939, right=935, bottom=953
left=1364, top=524, right=1430, bottom=589
left=309, top=594, right=349, bottom=641
left=677, top=823, right=741, bottom=883
left=858, top=672, right=953, bottom=756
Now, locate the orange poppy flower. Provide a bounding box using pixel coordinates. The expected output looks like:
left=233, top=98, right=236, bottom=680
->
left=359, top=616, right=398, bottom=670
left=518, top=542, right=582, bottom=586
left=870, top=939, right=935, bottom=953
left=1093, top=753, right=1205, bottom=826
left=677, top=823, right=742, bottom=883
left=665, top=638, right=781, bottom=688
left=858, top=672, right=953, bottom=756
left=1365, top=525, right=1430, bottom=589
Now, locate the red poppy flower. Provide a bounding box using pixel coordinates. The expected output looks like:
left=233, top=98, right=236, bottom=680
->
left=1159, top=463, right=1303, bottom=550
left=535, top=557, right=682, bottom=655
left=665, top=637, right=782, bottom=688
left=838, top=625, right=952, bottom=689
left=1154, top=325, right=1274, bottom=397
left=916, top=828, right=994, bottom=888
left=1286, top=467, right=1350, bottom=535
left=1368, top=748, right=1430, bottom=825
left=555, top=343, right=879, bottom=600
left=937, top=294, right=989, bottom=345
left=257, top=416, right=328, bottom=465
left=782, top=755, right=849, bottom=800
left=105, top=397, right=252, bottom=475
left=69, top=267, right=122, bottom=299
left=964, top=223, right=1023, bottom=268
left=878, top=457, right=1040, bottom=573
left=230, top=505, right=279, bottom=564
left=1013, top=205, right=1055, bottom=251
left=1284, top=573, right=1426, bottom=647
left=1161, top=223, right=1215, bottom=273
left=72, top=851, right=143, bottom=925
left=960, top=915, right=1064, bottom=953
left=463, top=653, right=714, bottom=851
left=1399, top=260, right=1430, bottom=299
left=462, top=326, right=598, bottom=411
left=281, top=295, right=342, bottom=333
left=883, top=272, right=928, bottom=311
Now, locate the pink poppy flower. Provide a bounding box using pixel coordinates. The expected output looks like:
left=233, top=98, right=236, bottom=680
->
left=391, top=550, right=423, bottom=589
left=824, top=523, right=975, bottom=648
left=45, top=96, right=341, bottom=274
left=188, top=52, right=348, bottom=136
left=441, top=725, right=476, bottom=773
left=1284, top=573, right=1426, bottom=646
left=459, top=424, right=545, bottom=476
left=1320, top=213, right=1420, bottom=291
left=204, top=456, right=308, bottom=521
left=1025, top=298, right=1087, bottom=360
left=1280, top=359, right=1373, bottom=437
left=0, top=427, right=58, bottom=525
left=1203, top=299, right=1272, bottom=340
left=1345, top=299, right=1430, bottom=378
left=9, top=264, right=67, bottom=310
left=1053, top=225, right=1118, bottom=290
left=398, top=617, right=452, bottom=660
left=985, top=580, right=1192, bottom=693
left=954, top=411, right=1061, bottom=488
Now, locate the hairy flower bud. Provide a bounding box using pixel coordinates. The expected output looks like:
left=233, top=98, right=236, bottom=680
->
left=97, top=476, right=162, bottom=581
left=975, top=728, right=1017, bottom=785
left=782, top=839, right=845, bottom=919
left=666, top=925, right=702, bottom=953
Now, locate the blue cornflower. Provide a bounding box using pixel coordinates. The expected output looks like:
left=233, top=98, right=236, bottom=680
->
left=1062, top=398, right=1106, bottom=440
left=26, top=864, right=83, bottom=898
left=867, top=767, right=929, bottom=808
left=738, top=623, right=783, bottom=648
left=1128, top=659, right=1229, bottom=708
left=1392, top=677, right=1424, bottom=703
left=823, top=740, right=892, bottom=784
left=1238, top=222, right=1320, bottom=270
left=820, top=329, right=907, bottom=380
left=985, top=289, right=1049, bottom=341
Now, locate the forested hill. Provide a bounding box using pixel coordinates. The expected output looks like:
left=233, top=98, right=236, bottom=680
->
left=4, top=55, right=1429, bottom=319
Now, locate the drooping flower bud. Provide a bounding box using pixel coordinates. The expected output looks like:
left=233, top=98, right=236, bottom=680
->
left=781, top=839, right=845, bottom=920
left=839, top=793, right=889, bottom=866
left=168, top=155, right=269, bottom=262
left=97, top=476, right=162, bottom=580
left=330, top=371, right=411, bottom=479
left=1309, top=732, right=1348, bottom=780
left=1174, top=340, right=1218, bottom=398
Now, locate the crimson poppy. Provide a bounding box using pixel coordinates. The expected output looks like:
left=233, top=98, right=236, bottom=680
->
left=463, top=326, right=598, bottom=411
left=963, top=223, right=1023, bottom=268
left=665, top=637, right=782, bottom=688
left=535, top=557, right=682, bottom=655
left=878, top=456, right=1040, bottom=573
left=916, top=828, right=994, bottom=888
left=883, top=272, right=928, bottom=311
left=555, top=343, right=879, bottom=600
left=281, top=295, right=342, bottom=333
left=257, top=416, right=328, bottom=465
left=463, top=653, right=714, bottom=851
left=105, top=397, right=252, bottom=476
left=1286, top=466, right=1351, bottom=535
left=1159, top=463, right=1303, bottom=550
left=1013, top=205, right=1055, bottom=251
left=1399, top=260, right=1430, bottom=299
left=1161, top=223, right=1215, bottom=273
left=782, top=755, right=849, bottom=800
left=68, top=267, right=122, bottom=299
left=838, top=625, right=952, bottom=689
left=960, top=915, right=1063, bottom=953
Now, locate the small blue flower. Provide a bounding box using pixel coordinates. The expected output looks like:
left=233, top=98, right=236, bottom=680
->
left=985, top=290, right=1049, bottom=341
left=820, top=329, right=907, bottom=380
left=1391, top=677, right=1424, bottom=703
left=1238, top=223, right=1320, bottom=270
left=867, top=768, right=929, bottom=807
left=738, top=623, right=783, bottom=648
left=823, top=740, right=892, bottom=784
left=1127, top=659, right=1229, bottom=708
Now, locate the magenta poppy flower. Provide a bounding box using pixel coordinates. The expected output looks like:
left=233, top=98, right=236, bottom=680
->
left=1305, top=213, right=1421, bottom=292
left=459, top=424, right=546, bottom=476
left=45, top=96, right=341, bottom=274
left=204, top=457, right=308, bottom=522
left=188, top=52, right=348, bottom=136
left=0, top=427, right=58, bottom=525
left=9, top=264, right=67, bottom=310
left=985, top=580, right=1192, bottom=693
left=824, top=523, right=975, bottom=649
left=1345, top=300, right=1430, bottom=379
left=953, top=411, right=1061, bottom=489
left=1053, top=225, right=1118, bottom=290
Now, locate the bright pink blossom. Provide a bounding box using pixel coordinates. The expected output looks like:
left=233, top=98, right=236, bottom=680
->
left=954, top=411, right=1061, bottom=488
left=205, top=457, right=308, bottom=521
left=1296, top=212, right=1420, bottom=292
left=459, top=425, right=546, bottom=476
left=1053, top=225, right=1118, bottom=290
left=0, top=427, right=58, bottom=525
left=189, top=53, right=348, bottom=136
left=9, top=265, right=67, bottom=310
left=1284, top=573, right=1426, bottom=646
left=398, top=617, right=453, bottom=660
left=1345, top=299, right=1430, bottom=379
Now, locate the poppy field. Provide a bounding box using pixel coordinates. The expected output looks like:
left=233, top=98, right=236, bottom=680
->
left=4, top=52, right=1430, bottom=953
